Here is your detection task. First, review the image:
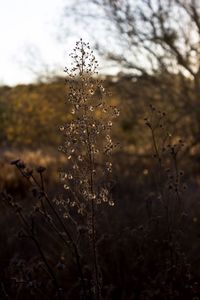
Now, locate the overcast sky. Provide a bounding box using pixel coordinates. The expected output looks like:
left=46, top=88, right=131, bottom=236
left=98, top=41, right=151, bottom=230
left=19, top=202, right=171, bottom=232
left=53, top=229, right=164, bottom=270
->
left=0, top=0, right=93, bottom=86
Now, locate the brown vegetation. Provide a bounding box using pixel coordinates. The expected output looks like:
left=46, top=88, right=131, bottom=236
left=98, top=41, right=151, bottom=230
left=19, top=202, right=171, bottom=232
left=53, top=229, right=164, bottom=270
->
left=0, top=37, right=200, bottom=300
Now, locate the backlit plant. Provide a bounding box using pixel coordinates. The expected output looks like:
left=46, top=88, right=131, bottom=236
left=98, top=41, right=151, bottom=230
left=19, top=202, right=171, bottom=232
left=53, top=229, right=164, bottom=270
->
left=57, top=39, right=119, bottom=299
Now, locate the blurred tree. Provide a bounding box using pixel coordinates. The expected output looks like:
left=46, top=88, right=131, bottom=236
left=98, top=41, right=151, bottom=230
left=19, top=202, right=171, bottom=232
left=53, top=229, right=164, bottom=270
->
left=65, top=0, right=200, bottom=83
left=0, top=80, right=69, bottom=148
left=63, top=0, right=200, bottom=160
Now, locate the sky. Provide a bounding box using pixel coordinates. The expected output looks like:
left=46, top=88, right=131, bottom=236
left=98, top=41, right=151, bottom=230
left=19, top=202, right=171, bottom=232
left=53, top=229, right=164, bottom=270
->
left=0, top=0, right=90, bottom=86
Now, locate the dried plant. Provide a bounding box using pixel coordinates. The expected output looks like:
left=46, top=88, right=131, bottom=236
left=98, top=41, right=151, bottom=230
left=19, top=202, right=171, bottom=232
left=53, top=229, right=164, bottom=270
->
left=144, top=104, right=186, bottom=217
left=57, top=39, right=119, bottom=299
left=144, top=104, right=190, bottom=298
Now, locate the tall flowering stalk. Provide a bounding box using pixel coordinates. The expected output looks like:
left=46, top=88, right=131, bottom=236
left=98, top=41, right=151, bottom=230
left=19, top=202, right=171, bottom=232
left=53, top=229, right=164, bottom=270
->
left=58, top=39, right=119, bottom=299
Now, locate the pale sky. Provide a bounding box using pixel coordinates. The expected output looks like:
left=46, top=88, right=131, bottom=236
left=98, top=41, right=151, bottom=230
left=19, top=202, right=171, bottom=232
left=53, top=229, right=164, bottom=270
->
left=0, top=0, right=93, bottom=86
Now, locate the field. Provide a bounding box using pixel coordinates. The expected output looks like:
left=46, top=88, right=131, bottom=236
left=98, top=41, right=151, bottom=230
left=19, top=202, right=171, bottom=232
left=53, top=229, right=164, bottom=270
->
left=1, top=43, right=200, bottom=299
